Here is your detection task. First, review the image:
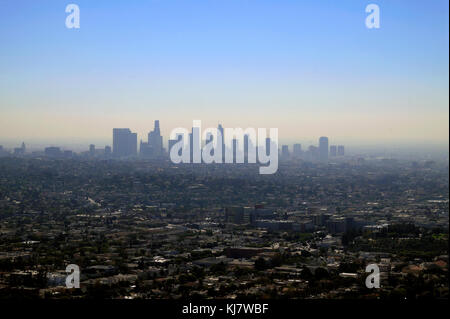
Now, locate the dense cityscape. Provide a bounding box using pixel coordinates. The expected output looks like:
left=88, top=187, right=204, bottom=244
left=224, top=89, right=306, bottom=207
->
left=0, top=120, right=346, bottom=163
left=0, top=1, right=447, bottom=316
left=0, top=121, right=448, bottom=300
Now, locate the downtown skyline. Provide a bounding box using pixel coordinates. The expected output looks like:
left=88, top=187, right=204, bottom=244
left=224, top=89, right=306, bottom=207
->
left=1, top=120, right=344, bottom=160
left=1, top=119, right=447, bottom=165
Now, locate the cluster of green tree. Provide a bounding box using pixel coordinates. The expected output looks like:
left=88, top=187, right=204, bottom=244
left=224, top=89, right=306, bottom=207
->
left=350, top=237, right=448, bottom=260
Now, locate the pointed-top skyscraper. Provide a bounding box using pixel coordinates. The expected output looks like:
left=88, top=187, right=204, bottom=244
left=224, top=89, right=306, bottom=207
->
left=148, top=120, right=163, bottom=157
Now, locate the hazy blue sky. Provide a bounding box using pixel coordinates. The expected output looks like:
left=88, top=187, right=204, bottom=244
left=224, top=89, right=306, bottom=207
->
left=0, top=0, right=448, bottom=147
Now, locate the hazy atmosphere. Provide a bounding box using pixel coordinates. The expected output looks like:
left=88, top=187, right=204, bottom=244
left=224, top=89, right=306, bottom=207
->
left=0, top=0, right=448, bottom=149
left=0, top=0, right=449, bottom=309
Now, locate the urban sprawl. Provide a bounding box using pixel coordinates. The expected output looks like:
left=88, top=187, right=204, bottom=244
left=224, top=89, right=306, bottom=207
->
left=0, top=121, right=448, bottom=299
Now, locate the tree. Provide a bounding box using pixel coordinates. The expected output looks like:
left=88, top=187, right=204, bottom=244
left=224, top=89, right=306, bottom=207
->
left=314, top=267, right=329, bottom=280
left=300, top=266, right=313, bottom=281
left=255, top=257, right=267, bottom=271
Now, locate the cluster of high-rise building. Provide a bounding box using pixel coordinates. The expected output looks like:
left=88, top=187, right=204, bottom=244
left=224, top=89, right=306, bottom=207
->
left=280, top=137, right=345, bottom=162
left=0, top=121, right=345, bottom=163
left=110, top=121, right=346, bottom=163
left=166, top=123, right=278, bottom=164
left=111, top=121, right=163, bottom=159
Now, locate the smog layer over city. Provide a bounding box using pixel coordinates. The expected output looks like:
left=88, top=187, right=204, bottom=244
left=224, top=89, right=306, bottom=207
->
left=0, top=0, right=448, bottom=316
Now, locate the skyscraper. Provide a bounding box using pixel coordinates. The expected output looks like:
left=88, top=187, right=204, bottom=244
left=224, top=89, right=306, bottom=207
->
left=244, top=134, right=251, bottom=163
left=148, top=120, right=163, bottom=157
left=113, top=128, right=137, bottom=157
left=293, top=144, right=302, bottom=157
left=218, top=124, right=225, bottom=162
left=337, top=145, right=345, bottom=156
left=232, top=138, right=238, bottom=163
left=265, top=137, right=271, bottom=155
left=319, top=136, right=329, bottom=162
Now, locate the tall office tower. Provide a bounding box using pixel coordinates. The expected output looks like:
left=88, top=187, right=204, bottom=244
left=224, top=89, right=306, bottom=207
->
left=319, top=136, right=329, bottom=162
left=188, top=132, right=193, bottom=163
left=307, top=145, right=318, bottom=161
left=148, top=120, right=163, bottom=157
left=265, top=137, right=271, bottom=155
left=337, top=145, right=345, bottom=156
left=281, top=145, right=289, bottom=159
left=218, top=124, right=225, bottom=162
left=293, top=144, right=302, bottom=157
left=89, top=144, right=95, bottom=156
left=244, top=134, right=251, bottom=163
left=230, top=137, right=245, bottom=163
left=244, top=134, right=248, bottom=158
left=113, top=128, right=137, bottom=157
left=330, top=145, right=337, bottom=157
left=232, top=138, right=238, bottom=163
